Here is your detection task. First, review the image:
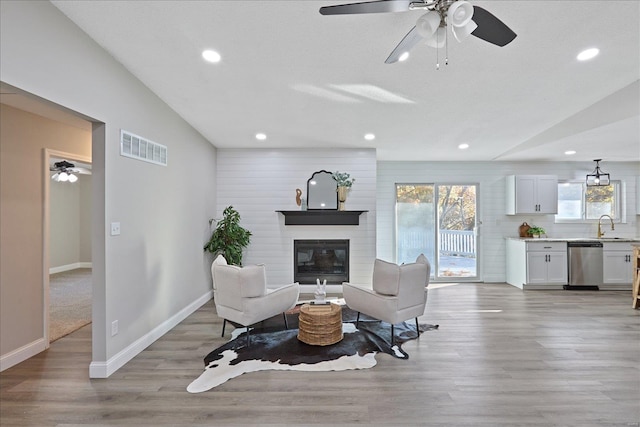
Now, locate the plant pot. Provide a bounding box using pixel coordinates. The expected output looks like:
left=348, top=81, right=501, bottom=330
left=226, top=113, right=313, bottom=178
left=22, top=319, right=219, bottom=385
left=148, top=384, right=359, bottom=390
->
left=337, top=186, right=348, bottom=211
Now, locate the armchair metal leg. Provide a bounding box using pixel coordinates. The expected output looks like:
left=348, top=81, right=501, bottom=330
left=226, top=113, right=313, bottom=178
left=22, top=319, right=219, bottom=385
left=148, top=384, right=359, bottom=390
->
left=356, top=312, right=360, bottom=328
left=221, top=319, right=227, bottom=337
left=415, top=317, right=419, bottom=334
left=283, top=313, right=289, bottom=330
left=391, top=324, right=395, bottom=346
left=246, top=326, right=251, bottom=347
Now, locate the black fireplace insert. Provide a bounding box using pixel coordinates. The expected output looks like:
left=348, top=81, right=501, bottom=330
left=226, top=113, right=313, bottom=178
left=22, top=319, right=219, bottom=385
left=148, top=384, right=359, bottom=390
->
left=294, top=239, right=349, bottom=284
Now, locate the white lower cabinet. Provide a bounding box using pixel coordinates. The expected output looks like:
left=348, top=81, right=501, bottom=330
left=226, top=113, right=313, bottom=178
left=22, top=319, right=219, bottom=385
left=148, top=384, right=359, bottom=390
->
left=526, top=242, right=568, bottom=285
left=506, top=239, right=568, bottom=289
left=603, top=242, right=633, bottom=285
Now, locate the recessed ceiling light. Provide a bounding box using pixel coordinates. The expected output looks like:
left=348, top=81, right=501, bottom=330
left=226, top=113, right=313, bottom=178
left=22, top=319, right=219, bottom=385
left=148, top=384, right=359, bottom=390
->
left=255, top=133, right=267, bottom=141
left=577, top=48, right=599, bottom=61
left=202, top=49, right=221, bottom=63
left=398, top=52, right=410, bottom=62
left=458, top=143, right=469, bottom=150
left=565, top=150, right=576, bottom=155
left=364, top=133, right=376, bottom=141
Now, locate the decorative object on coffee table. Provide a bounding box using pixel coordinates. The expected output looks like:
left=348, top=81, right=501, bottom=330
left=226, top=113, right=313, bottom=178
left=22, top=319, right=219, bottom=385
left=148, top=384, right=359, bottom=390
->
left=314, top=278, right=327, bottom=303
left=298, top=303, right=343, bottom=346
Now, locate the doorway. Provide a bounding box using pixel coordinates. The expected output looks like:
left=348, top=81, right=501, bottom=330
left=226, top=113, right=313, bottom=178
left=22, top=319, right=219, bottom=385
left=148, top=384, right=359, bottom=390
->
left=45, top=150, right=92, bottom=343
left=396, top=183, right=479, bottom=281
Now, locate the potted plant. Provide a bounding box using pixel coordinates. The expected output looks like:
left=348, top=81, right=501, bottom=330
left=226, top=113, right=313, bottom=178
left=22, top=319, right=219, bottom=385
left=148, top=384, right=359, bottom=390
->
left=528, top=226, right=546, bottom=238
left=332, top=171, right=355, bottom=211
left=204, top=206, right=252, bottom=266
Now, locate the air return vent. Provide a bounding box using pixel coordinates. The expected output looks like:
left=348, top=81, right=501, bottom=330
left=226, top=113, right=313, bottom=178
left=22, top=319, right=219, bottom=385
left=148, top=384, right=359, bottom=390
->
left=120, top=130, right=167, bottom=166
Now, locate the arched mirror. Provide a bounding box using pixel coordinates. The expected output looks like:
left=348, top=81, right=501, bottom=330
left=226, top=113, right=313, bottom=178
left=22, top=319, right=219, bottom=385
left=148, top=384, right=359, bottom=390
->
left=307, top=170, right=337, bottom=210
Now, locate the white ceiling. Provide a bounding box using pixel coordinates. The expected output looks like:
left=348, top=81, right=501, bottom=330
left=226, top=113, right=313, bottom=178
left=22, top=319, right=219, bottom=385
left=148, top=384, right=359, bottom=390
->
left=47, top=0, right=640, bottom=162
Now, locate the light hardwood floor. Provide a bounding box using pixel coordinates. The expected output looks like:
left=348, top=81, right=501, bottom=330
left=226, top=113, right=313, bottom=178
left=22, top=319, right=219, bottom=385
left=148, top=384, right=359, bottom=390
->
left=1, top=283, right=639, bottom=426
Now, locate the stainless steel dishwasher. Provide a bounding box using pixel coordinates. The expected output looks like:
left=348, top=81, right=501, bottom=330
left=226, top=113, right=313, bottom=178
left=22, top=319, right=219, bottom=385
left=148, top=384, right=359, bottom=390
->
left=564, top=241, right=603, bottom=290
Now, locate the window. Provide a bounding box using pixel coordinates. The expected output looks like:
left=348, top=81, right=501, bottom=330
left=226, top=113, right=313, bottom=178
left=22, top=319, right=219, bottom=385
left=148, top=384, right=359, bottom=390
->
left=556, top=181, right=621, bottom=221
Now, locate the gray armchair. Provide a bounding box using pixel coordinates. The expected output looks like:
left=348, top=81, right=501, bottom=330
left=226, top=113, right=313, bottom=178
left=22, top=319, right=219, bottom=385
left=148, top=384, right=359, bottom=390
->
left=211, top=255, right=299, bottom=346
left=342, top=254, right=430, bottom=345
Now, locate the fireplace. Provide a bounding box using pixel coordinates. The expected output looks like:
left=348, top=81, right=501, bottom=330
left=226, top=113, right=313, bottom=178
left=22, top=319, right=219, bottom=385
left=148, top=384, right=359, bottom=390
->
left=294, top=239, right=349, bottom=284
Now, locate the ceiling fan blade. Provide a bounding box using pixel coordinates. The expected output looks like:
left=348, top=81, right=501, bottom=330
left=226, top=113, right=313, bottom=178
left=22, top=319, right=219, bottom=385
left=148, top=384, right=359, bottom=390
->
left=320, top=0, right=412, bottom=15
left=69, top=167, right=92, bottom=175
left=470, top=6, right=516, bottom=47
left=385, top=26, right=424, bottom=64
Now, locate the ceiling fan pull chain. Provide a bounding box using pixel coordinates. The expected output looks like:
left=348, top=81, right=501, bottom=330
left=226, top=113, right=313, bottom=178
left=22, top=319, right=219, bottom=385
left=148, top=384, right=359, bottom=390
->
left=435, top=27, right=440, bottom=70
left=445, top=23, right=449, bottom=65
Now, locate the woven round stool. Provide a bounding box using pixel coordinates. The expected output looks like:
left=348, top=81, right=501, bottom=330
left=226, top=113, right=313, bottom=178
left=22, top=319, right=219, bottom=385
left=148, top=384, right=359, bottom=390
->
left=297, top=303, right=343, bottom=346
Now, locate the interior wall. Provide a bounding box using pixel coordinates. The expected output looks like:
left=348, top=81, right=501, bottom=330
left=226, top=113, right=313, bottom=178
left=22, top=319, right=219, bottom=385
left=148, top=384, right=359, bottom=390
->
left=0, top=104, right=91, bottom=357
left=377, top=161, right=640, bottom=282
left=216, top=148, right=377, bottom=289
left=49, top=173, right=92, bottom=270
left=1, top=1, right=217, bottom=374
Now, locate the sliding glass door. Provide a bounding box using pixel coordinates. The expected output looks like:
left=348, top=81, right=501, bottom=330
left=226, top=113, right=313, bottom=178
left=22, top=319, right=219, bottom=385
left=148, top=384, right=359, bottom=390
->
left=396, top=183, right=478, bottom=281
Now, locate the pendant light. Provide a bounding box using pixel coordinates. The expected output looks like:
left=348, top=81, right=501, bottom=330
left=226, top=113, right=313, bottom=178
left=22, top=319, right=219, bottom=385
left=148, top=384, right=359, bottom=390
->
left=586, top=159, right=610, bottom=186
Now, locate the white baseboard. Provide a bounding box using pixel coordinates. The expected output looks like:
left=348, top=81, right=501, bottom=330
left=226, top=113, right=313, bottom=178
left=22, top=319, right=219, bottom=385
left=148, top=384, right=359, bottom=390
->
left=50, top=262, right=92, bottom=274
left=89, top=289, right=213, bottom=378
left=0, top=338, right=47, bottom=372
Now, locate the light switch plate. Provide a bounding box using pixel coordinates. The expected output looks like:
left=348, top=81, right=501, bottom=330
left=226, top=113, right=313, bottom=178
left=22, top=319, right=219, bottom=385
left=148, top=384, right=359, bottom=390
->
left=110, top=222, right=121, bottom=236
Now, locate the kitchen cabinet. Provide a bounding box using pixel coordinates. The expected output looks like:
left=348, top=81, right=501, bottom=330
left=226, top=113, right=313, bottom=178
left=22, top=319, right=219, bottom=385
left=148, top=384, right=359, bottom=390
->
left=603, top=242, right=633, bottom=285
left=526, top=242, right=567, bottom=284
left=506, top=239, right=567, bottom=289
left=505, top=175, right=558, bottom=215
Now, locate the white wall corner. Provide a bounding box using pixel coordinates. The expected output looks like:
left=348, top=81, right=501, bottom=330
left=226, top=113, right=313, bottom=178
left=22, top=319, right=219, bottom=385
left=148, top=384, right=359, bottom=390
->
left=88, top=290, right=213, bottom=378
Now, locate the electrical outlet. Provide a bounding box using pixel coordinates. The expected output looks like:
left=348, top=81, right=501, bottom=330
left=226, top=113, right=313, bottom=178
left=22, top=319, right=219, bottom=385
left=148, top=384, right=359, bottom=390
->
left=111, top=320, right=119, bottom=336
left=110, top=222, right=121, bottom=236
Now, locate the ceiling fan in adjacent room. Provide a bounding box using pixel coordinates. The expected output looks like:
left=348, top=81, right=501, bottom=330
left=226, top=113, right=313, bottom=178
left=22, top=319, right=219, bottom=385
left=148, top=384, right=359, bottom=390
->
left=319, top=0, right=517, bottom=64
left=50, top=160, right=91, bottom=183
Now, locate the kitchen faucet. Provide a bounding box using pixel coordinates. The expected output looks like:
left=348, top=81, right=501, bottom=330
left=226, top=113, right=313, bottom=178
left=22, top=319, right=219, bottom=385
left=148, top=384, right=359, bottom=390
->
left=597, top=214, right=614, bottom=238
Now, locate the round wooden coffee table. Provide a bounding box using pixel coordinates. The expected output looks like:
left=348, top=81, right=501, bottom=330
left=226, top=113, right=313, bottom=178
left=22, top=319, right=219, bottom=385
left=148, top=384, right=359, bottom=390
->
left=297, top=303, right=343, bottom=346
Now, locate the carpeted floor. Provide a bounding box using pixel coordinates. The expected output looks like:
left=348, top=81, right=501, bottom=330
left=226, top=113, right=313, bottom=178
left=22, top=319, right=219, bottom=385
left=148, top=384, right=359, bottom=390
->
left=49, top=268, right=92, bottom=342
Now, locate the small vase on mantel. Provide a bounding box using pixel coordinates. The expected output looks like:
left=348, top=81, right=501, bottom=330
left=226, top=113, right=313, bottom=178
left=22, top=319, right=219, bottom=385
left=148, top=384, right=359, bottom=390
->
left=337, top=186, right=349, bottom=211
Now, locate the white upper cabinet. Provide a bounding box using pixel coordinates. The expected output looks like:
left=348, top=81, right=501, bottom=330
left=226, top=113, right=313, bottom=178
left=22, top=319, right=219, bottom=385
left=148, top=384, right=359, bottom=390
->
left=506, top=175, right=558, bottom=215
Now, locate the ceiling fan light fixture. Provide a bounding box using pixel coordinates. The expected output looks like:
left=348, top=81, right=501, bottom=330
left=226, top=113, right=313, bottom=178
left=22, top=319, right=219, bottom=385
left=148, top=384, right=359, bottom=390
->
left=586, top=159, right=611, bottom=187
left=452, top=19, right=477, bottom=42
left=416, top=10, right=440, bottom=38
left=448, top=1, right=474, bottom=28
left=424, top=26, right=446, bottom=48
left=67, top=173, right=78, bottom=183
left=58, top=172, right=69, bottom=182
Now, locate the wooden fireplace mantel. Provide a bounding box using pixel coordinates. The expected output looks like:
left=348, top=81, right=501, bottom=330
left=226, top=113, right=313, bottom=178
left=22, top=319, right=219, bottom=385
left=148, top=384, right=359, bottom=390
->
left=277, top=210, right=367, bottom=226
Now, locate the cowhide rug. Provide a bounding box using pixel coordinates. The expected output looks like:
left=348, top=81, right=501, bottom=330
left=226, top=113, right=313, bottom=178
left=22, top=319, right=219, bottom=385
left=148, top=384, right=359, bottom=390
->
left=187, top=307, right=438, bottom=393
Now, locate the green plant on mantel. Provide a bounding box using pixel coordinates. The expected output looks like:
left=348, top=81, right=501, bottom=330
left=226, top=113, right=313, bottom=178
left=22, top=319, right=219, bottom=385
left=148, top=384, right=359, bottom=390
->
left=332, top=171, right=355, bottom=188
left=204, top=206, right=252, bottom=266
left=528, top=226, right=546, bottom=237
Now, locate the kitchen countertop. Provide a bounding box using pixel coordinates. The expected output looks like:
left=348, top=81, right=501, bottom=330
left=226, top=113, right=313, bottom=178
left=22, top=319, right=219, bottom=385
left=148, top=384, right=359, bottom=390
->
left=506, top=237, right=640, bottom=242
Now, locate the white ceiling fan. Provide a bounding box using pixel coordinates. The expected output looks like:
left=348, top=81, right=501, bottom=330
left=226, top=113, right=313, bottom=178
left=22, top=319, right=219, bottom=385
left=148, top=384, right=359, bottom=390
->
left=319, top=0, right=517, bottom=64
left=50, top=160, right=91, bottom=183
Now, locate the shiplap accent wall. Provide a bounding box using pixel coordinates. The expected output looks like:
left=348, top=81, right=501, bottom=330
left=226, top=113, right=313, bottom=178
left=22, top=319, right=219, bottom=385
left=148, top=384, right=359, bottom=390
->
left=216, top=149, right=377, bottom=289
left=377, top=161, right=640, bottom=283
